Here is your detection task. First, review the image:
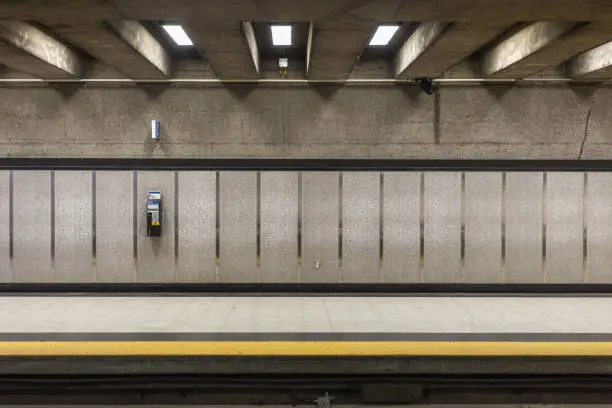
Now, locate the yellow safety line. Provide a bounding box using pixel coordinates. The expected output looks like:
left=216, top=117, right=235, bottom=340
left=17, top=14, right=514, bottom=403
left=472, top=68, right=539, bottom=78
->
left=1, top=341, right=612, bottom=356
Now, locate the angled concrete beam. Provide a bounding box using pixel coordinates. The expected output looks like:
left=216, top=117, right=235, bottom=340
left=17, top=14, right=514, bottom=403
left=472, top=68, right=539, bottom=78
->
left=396, top=22, right=508, bottom=78
left=0, top=20, right=84, bottom=79
left=481, top=21, right=586, bottom=78
left=305, top=22, right=313, bottom=76
left=394, top=22, right=447, bottom=78
left=568, top=40, right=612, bottom=79
left=51, top=21, right=171, bottom=79
left=105, top=20, right=171, bottom=78
left=308, top=20, right=377, bottom=80
left=241, top=21, right=260, bottom=76
left=184, top=21, right=259, bottom=79
left=483, top=21, right=612, bottom=79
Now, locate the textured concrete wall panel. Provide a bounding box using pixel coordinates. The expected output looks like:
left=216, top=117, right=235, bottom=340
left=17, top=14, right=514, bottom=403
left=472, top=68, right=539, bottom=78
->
left=382, top=172, right=420, bottom=283
left=219, top=171, right=257, bottom=282
left=260, top=172, right=298, bottom=283
left=3, top=86, right=612, bottom=159
left=440, top=87, right=590, bottom=145
left=545, top=172, right=584, bottom=283
left=586, top=173, right=612, bottom=283
left=13, top=171, right=51, bottom=282
left=54, top=171, right=93, bottom=282
left=464, top=172, right=503, bottom=283
left=0, top=171, right=9, bottom=282
left=177, top=171, right=216, bottom=282
left=423, top=172, right=461, bottom=283
left=505, top=172, right=543, bottom=283
left=301, top=172, right=340, bottom=283
left=342, top=172, right=380, bottom=283
left=95, top=171, right=134, bottom=282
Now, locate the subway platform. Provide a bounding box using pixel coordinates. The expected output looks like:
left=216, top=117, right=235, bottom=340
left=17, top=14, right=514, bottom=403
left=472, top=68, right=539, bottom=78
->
left=4, top=294, right=612, bottom=404
left=2, top=294, right=612, bottom=357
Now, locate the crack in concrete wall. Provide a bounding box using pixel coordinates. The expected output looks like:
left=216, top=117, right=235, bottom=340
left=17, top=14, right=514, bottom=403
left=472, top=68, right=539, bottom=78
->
left=578, top=106, right=592, bottom=160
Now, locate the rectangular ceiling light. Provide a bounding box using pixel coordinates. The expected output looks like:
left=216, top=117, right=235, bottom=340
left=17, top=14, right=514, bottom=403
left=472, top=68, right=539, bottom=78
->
left=162, top=24, right=193, bottom=46
left=369, top=25, right=400, bottom=46
left=271, top=25, right=292, bottom=46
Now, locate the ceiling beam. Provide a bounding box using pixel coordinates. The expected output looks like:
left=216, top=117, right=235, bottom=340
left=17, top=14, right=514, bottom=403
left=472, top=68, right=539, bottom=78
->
left=567, top=40, right=612, bottom=79
left=483, top=21, right=612, bottom=78
left=308, top=20, right=377, bottom=80
left=0, top=20, right=84, bottom=79
left=394, top=22, right=447, bottom=78
left=184, top=21, right=259, bottom=80
left=305, top=22, right=314, bottom=76
left=480, top=21, right=612, bottom=78
left=482, top=22, right=573, bottom=78
left=241, top=21, right=260, bottom=76
left=395, top=22, right=508, bottom=78
left=51, top=21, right=172, bottom=79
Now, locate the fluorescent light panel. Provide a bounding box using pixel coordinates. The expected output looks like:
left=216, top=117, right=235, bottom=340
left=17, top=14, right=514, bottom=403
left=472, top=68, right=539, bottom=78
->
left=271, top=25, right=292, bottom=46
left=162, top=24, right=193, bottom=46
left=369, top=25, right=400, bottom=46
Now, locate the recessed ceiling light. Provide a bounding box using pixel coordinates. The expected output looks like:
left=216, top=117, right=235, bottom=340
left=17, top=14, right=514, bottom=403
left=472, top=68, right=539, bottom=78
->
left=271, top=25, right=292, bottom=46
left=369, top=25, right=400, bottom=46
left=162, top=24, right=193, bottom=46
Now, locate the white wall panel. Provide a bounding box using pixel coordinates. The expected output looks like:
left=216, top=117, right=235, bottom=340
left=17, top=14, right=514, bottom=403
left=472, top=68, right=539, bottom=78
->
left=423, top=172, right=461, bottom=283
left=382, top=172, right=420, bottom=283
left=178, top=171, right=216, bottom=282
left=506, top=172, right=543, bottom=283
left=301, top=172, right=339, bottom=283
left=464, top=172, right=502, bottom=283
left=13, top=171, right=51, bottom=282
left=0, top=171, right=9, bottom=282
left=261, top=172, right=298, bottom=283
left=96, top=171, right=134, bottom=282
left=545, top=172, right=584, bottom=283
left=55, top=171, right=93, bottom=282
left=219, top=171, right=257, bottom=282
left=342, top=172, right=380, bottom=283
left=587, top=173, right=612, bottom=283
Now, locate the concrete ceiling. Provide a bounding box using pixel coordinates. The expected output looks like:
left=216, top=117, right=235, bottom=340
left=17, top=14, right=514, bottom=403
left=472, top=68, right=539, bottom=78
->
left=1, top=0, right=612, bottom=81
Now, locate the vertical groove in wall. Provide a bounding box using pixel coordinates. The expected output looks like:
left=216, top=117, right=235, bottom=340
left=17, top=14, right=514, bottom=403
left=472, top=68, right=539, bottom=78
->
left=379, top=172, right=384, bottom=283
left=297, top=171, right=303, bottom=276
left=8, top=170, right=13, bottom=281
left=338, top=172, right=343, bottom=279
left=434, top=92, right=441, bottom=144
left=174, top=171, right=179, bottom=281
left=419, top=171, right=425, bottom=283
left=460, top=172, right=466, bottom=281
left=583, top=172, right=589, bottom=283
left=215, top=171, right=220, bottom=281
left=542, top=172, right=548, bottom=283
left=50, top=170, right=55, bottom=281
left=91, top=171, right=97, bottom=282
left=132, top=171, right=138, bottom=282
left=256, top=171, right=261, bottom=278
left=501, top=172, right=507, bottom=283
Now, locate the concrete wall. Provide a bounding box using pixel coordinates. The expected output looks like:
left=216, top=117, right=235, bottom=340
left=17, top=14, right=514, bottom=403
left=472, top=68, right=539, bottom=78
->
left=0, top=84, right=611, bottom=159
left=0, top=169, right=610, bottom=284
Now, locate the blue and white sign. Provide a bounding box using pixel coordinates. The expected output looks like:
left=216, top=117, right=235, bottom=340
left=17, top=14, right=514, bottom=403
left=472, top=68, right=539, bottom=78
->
left=151, top=120, right=160, bottom=140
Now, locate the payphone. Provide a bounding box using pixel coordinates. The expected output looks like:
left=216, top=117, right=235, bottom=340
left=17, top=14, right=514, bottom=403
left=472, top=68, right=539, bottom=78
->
left=146, top=191, right=162, bottom=237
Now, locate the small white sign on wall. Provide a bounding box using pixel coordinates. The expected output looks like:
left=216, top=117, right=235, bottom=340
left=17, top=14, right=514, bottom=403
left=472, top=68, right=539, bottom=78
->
left=151, top=120, right=160, bottom=140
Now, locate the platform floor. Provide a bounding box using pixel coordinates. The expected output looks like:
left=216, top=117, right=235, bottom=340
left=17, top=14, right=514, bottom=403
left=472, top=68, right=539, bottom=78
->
left=2, top=295, right=612, bottom=356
